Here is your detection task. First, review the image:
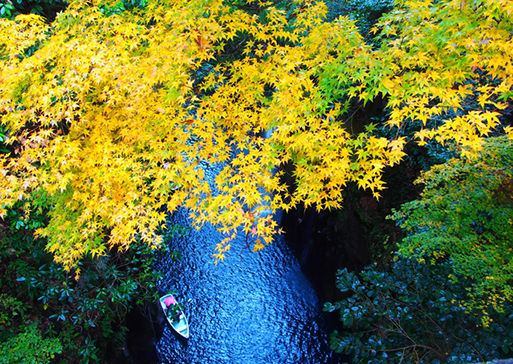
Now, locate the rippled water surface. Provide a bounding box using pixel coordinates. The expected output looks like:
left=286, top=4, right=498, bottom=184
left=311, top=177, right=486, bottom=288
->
left=154, top=205, right=337, bottom=364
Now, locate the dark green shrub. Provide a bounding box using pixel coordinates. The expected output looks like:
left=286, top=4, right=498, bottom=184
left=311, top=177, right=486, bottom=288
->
left=324, top=256, right=513, bottom=363
left=0, top=203, right=163, bottom=363
left=391, top=136, right=513, bottom=317
left=0, top=323, right=62, bottom=364
left=325, top=0, right=394, bottom=38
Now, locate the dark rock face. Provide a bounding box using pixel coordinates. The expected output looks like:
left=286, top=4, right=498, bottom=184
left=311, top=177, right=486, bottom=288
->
left=281, top=204, right=371, bottom=303
left=124, top=302, right=163, bottom=364
left=279, top=159, right=373, bottom=303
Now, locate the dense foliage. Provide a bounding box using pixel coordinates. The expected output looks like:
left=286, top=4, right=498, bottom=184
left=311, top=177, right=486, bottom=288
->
left=325, top=136, right=513, bottom=362
left=392, top=136, right=513, bottom=319
left=0, top=205, right=162, bottom=363
left=1, top=0, right=513, bottom=362
left=0, top=0, right=511, bottom=269
left=0, top=0, right=67, bottom=20
left=325, top=257, right=513, bottom=364
left=0, top=323, right=62, bottom=364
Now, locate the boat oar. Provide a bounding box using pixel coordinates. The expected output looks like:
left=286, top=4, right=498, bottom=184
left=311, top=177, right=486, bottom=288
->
left=186, top=298, right=192, bottom=322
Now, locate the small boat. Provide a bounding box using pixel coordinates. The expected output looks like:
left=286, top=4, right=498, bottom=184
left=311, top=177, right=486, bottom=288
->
left=159, top=293, right=190, bottom=339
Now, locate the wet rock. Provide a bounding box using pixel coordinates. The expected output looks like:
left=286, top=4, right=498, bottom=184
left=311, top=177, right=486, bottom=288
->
left=281, top=204, right=371, bottom=303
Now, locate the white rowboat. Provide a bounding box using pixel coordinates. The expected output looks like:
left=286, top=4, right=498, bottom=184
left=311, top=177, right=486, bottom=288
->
left=159, top=293, right=190, bottom=339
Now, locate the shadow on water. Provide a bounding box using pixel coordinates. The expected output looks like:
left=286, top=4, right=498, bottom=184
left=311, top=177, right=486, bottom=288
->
left=153, top=207, right=343, bottom=364
left=124, top=302, right=161, bottom=364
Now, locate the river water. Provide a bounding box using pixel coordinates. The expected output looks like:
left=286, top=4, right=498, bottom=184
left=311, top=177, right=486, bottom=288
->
left=153, top=204, right=339, bottom=363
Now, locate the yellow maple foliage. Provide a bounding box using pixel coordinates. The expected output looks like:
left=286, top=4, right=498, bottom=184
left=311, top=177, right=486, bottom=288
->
left=0, top=0, right=511, bottom=269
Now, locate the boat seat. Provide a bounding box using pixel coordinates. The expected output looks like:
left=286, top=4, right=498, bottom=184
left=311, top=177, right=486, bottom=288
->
left=173, top=320, right=187, bottom=331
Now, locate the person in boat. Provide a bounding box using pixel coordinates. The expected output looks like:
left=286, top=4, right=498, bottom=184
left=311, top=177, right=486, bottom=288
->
left=164, top=296, right=182, bottom=321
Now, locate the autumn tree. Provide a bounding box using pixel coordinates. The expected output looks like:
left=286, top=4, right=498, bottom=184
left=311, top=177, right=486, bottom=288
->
left=0, top=0, right=68, bottom=20
left=391, top=136, right=513, bottom=320
left=324, top=137, right=513, bottom=363
left=0, top=0, right=512, bottom=270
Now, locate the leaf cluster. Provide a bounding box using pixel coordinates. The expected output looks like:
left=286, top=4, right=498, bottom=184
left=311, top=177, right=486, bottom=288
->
left=391, top=136, right=513, bottom=318
left=325, top=256, right=513, bottom=364
left=0, top=0, right=68, bottom=21
left=0, top=204, right=162, bottom=363
left=0, top=323, right=63, bottom=364
left=0, top=0, right=512, bottom=267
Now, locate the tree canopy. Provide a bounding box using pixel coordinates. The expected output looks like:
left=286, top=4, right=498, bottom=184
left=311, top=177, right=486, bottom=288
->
left=392, top=136, right=513, bottom=319
left=0, top=0, right=512, bottom=269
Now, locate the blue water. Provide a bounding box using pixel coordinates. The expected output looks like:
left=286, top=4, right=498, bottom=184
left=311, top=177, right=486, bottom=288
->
left=154, top=206, right=338, bottom=364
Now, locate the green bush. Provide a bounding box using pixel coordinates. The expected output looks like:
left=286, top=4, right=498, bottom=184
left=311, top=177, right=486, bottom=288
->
left=0, top=324, right=62, bottom=364
left=325, top=0, right=394, bottom=37
left=324, top=256, right=513, bottom=364
left=391, top=136, right=513, bottom=317
left=0, top=202, right=164, bottom=363
left=0, top=294, right=27, bottom=330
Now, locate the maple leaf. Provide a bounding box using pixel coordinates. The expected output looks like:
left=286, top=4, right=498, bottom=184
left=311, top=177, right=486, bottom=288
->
left=0, top=0, right=511, bottom=269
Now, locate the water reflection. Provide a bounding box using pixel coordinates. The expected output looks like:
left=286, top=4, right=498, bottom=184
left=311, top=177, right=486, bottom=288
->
left=154, top=207, right=337, bottom=364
